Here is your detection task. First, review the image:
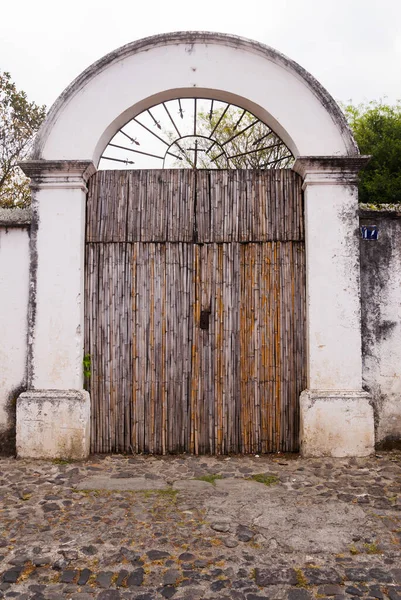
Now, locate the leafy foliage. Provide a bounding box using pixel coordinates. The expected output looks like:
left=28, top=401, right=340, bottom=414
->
left=343, top=101, right=401, bottom=204
left=0, top=71, right=46, bottom=208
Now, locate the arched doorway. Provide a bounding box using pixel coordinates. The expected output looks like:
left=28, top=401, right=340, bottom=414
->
left=17, top=33, right=374, bottom=459
left=85, top=97, right=305, bottom=454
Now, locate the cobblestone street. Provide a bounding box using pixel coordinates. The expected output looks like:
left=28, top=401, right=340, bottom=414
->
left=0, top=452, right=400, bottom=599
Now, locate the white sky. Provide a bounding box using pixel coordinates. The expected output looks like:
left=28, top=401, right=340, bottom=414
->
left=1, top=0, right=400, bottom=110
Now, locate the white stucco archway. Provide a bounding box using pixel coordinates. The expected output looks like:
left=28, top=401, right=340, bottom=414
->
left=33, top=32, right=357, bottom=164
left=18, top=32, right=374, bottom=459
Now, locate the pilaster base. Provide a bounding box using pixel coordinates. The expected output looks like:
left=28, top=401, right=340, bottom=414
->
left=16, top=390, right=90, bottom=459
left=300, top=390, right=375, bottom=457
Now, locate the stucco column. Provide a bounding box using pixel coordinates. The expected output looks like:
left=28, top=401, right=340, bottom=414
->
left=293, top=157, right=375, bottom=457
left=16, top=160, right=96, bottom=459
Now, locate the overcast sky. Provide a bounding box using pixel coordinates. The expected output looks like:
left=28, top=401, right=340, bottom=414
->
left=1, top=0, right=400, bottom=110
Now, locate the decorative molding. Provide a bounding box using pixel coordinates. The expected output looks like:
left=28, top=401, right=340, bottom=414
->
left=304, top=389, right=371, bottom=401
left=19, top=160, right=97, bottom=192
left=293, top=156, right=371, bottom=188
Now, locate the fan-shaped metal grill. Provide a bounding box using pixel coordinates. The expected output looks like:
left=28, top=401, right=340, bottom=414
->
left=99, top=98, right=294, bottom=170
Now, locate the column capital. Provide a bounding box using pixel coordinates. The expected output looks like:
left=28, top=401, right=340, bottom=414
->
left=293, top=156, right=371, bottom=187
left=19, top=160, right=97, bottom=192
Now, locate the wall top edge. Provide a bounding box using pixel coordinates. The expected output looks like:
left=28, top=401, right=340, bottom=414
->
left=359, top=203, right=401, bottom=218
left=0, top=207, right=32, bottom=227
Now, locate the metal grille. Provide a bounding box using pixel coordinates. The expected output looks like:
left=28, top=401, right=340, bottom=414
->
left=100, top=99, right=294, bottom=170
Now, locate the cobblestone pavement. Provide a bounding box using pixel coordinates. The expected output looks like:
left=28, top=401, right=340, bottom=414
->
left=0, top=452, right=401, bottom=599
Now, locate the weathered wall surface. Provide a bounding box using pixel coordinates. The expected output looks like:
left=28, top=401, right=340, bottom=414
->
left=360, top=206, right=401, bottom=448
left=0, top=208, right=30, bottom=454
left=1, top=202, right=401, bottom=454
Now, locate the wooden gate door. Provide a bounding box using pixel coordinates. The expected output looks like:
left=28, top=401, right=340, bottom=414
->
left=85, top=169, right=306, bottom=454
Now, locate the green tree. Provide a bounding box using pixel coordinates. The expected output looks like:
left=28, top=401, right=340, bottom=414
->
left=343, top=100, right=401, bottom=205
left=0, top=71, right=46, bottom=208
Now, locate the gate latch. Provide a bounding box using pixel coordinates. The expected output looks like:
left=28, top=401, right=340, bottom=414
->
left=200, top=309, right=211, bottom=330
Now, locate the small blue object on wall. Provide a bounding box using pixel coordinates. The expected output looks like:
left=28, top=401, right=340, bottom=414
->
left=361, top=225, right=378, bottom=240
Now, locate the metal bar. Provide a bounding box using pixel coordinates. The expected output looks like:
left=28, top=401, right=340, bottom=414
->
left=178, top=99, right=184, bottom=119
left=109, top=143, right=165, bottom=160
left=228, top=142, right=283, bottom=160
left=162, top=145, right=189, bottom=168
left=212, top=150, right=227, bottom=161
left=210, top=120, right=260, bottom=160
left=194, top=139, right=198, bottom=168
left=194, top=98, right=197, bottom=136
left=209, top=103, right=230, bottom=137
left=164, top=141, right=191, bottom=163
left=252, top=131, right=274, bottom=146
left=108, top=143, right=182, bottom=163
left=262, top=154, right=293, bottom=167
left=209, top=146, right=231, bottom=166
left=163, top=103, right=181, bottom=138
left=209, top=99, right=214, bottom=121
left=219, top=119, right=260, bottom=147
left=233, top=109, right=246, bottom=131
left=147, top=109, right=161, bottom=129
left=170, top=140, right=187, bottom=158
left=206, top=103, right=231, bottom=154
left=133, top=118, right=171, bottom=146
left=210, top=153, right=230, bottom=167
left=166, top=150, right=183, bottom=160
left=120, top=130, right=140, bottom=146
left=101, top=155, right=135, bottom=165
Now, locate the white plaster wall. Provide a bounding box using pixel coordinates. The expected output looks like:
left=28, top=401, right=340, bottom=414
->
left=36, top=37, right=353, bottom=163
left=0, top=225, right=30, bottom=445
left=304, top=183, right=363, bottom=390
left=360, top=211, right=401, bottom=447
left=32, top=186, right=86, bottom=389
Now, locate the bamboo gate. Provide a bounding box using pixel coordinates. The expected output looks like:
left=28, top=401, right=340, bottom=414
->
left=85, top=169, right=306, bottom=454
